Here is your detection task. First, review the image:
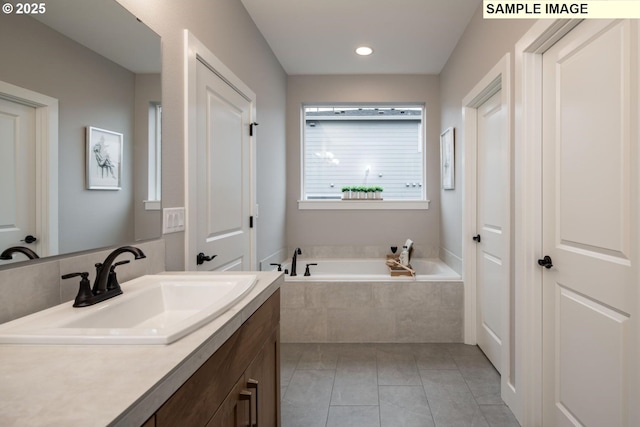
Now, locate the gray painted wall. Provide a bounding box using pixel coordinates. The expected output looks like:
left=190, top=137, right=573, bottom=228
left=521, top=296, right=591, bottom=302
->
left=117, top=0, right=288, bottom=270
left=286, top=75, right=440, bottom=254
left=438, top=8, right=534, bottom=270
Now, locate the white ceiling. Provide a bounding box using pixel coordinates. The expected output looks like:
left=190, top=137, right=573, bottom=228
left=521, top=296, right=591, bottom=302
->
left=240, top=0, right=481, bottom=75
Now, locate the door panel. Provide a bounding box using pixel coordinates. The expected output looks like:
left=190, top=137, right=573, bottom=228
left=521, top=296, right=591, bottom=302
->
left=196, top=59, right=252, bottom=271
left=0, top=97, right=36, bottom=264
left=476, top=90, right=507, bottom=371
left=542, top=19, right=636, bottom=426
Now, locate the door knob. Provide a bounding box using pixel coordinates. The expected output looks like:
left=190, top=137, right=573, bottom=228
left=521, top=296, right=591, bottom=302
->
left=472, top=234, right=481, bottom=243
left=21, top=235, right=37, bottom=244
left=196, top=252, right=217, bottom=265
left=537, top=255, right=553, bottom=269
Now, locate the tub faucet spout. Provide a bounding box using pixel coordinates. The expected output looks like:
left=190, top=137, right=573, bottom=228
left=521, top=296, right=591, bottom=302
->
left=290, top=248, right=302, bottom=276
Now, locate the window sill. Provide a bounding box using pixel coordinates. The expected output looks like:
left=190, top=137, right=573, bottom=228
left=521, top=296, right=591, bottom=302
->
left=298, top=200, right=430, bottom=210
left=144, top=200, right=161, bottom=211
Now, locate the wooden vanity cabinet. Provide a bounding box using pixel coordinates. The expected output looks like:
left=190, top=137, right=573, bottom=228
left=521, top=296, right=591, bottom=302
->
left=149, top=289, right=280, bottom=427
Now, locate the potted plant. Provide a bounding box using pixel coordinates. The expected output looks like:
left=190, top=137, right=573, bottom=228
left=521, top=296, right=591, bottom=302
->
left=366, top=186, right=375, bottom=199
left=360, top=186, right=368, bottom=199
left=351, top=186, right=360, bottom=199
left=374, top=186, right=384, bottom=199
left=341, top=186, right=351, bottom=200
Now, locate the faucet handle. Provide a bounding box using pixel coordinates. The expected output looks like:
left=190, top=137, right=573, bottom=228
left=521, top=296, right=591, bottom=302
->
left=62, top=272, right=94, bottom=308
left=304, top=263, right=318, bottom=276
left=107, top=260, right=130, bottom=292
left=61, top=272, right=89, bottom=280
left=270, top=263, right=282, bottom=271
left=111, top=260, right=130, bottom=270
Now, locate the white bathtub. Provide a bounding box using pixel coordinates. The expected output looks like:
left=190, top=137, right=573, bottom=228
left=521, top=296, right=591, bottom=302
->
left=282, top=257, right=461, bottom=282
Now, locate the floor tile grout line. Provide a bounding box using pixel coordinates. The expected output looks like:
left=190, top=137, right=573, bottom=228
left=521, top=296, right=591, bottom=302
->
left=325, top=356, right=338, bottom=427
left=452, top=350, right=493, bottom=427
left=416, top=356, right=438, bottom=427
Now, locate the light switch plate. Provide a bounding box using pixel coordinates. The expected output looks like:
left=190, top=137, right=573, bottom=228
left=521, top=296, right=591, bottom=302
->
left=163, top=207, right=185, bottom=234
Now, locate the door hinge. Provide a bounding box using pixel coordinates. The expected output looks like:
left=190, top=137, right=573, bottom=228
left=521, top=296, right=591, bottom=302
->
left=249, top=122, right=259, bottom=136
left=249, top=216, right=254, bottom=228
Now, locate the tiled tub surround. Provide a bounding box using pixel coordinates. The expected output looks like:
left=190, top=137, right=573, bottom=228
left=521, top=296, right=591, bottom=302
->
left=281, top=258, right=463, bottom=342
left=0, top=239, right=165, bottom=324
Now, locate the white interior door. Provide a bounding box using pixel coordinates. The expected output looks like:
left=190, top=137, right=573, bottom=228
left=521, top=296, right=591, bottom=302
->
left=195, top=59, right=252, bottom=271
left=542, top=19, right=637, bottom=427
left=0, top=97, right=38, bottom=263
left=475, top=89, right=508, bottom=373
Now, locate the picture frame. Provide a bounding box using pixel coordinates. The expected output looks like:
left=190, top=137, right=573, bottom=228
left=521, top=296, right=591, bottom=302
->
left=86, top=126, right=123, bottom=190
left=440, top=127, right=455, bottom=190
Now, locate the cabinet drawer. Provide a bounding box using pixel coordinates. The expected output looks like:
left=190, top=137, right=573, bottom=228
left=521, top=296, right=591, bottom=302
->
left=206, top=374, right=252, bottom=427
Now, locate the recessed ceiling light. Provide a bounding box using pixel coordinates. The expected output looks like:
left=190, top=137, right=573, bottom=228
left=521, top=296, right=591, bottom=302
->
left=355, top=46, right=373, bottom=56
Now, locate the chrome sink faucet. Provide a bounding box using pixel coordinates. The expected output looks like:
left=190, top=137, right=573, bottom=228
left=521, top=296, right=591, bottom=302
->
left=290, top=248, right=302, bottom=276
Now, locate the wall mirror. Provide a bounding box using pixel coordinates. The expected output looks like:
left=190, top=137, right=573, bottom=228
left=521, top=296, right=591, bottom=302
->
left=0, top=0, right=162, bottom=266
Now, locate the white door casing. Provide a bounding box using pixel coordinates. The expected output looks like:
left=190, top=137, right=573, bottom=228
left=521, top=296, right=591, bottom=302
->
left=184, top=31, right=257, bottom=271
left=462, top=54, right=516, bottom=417
left=0, top=81, right=58, bottom=261
left=541, top=19, right=636, bottom=427
left=516, top=19, right=639, bottom=427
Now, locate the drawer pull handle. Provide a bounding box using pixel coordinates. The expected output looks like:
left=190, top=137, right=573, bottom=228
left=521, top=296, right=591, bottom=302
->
left=247, top=379, right=259, bottom=427
left=239, top=390, right=252, bottom=427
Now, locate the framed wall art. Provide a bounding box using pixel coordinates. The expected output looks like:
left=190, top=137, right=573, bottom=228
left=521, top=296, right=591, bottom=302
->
left=86, top=126, right=123, bottom=190
left=440, top=127, right=455, bottom=190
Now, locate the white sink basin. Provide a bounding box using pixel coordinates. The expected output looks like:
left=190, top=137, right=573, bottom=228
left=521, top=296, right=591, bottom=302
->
left=0, top=274, right=257, bottom=345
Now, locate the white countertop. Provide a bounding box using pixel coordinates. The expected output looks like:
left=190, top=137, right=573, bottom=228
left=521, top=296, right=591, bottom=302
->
left=0, top=271, right=283, bottom=427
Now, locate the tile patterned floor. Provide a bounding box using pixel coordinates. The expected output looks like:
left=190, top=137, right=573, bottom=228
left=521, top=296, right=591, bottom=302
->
left=281, top=343, right=520, bottom=427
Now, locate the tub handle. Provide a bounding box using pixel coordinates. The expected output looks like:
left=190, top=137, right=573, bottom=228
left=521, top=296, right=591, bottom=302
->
left=304, top=263, right=318, bottom=276
left=270, top=263, right=282, bottom=271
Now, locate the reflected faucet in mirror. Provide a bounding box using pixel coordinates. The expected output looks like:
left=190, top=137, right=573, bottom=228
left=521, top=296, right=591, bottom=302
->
left=0, top=247, right=40, bottom=261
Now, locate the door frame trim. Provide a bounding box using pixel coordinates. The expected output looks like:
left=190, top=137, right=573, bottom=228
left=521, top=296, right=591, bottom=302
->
left=514, top=19, right=582, bottom=427
left=461, top=53, right=515, bottom=416
left=183, top=30, right=257, bottom=271
left=0, top=80, right=58, bottom=258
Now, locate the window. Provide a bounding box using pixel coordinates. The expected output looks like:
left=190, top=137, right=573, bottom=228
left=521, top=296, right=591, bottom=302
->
left=301, top=105, right=427, bottom=209
left=144, top=102, right=162, bottom=211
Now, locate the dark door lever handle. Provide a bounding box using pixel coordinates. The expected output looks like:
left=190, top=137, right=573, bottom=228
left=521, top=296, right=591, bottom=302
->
left=472, top=234, right=481, bottom=243
left=197, top=252, right=217, bottom=265
left=537, top=255, right=553, bottom=269
left=21, top=235, right=37, bottom=244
